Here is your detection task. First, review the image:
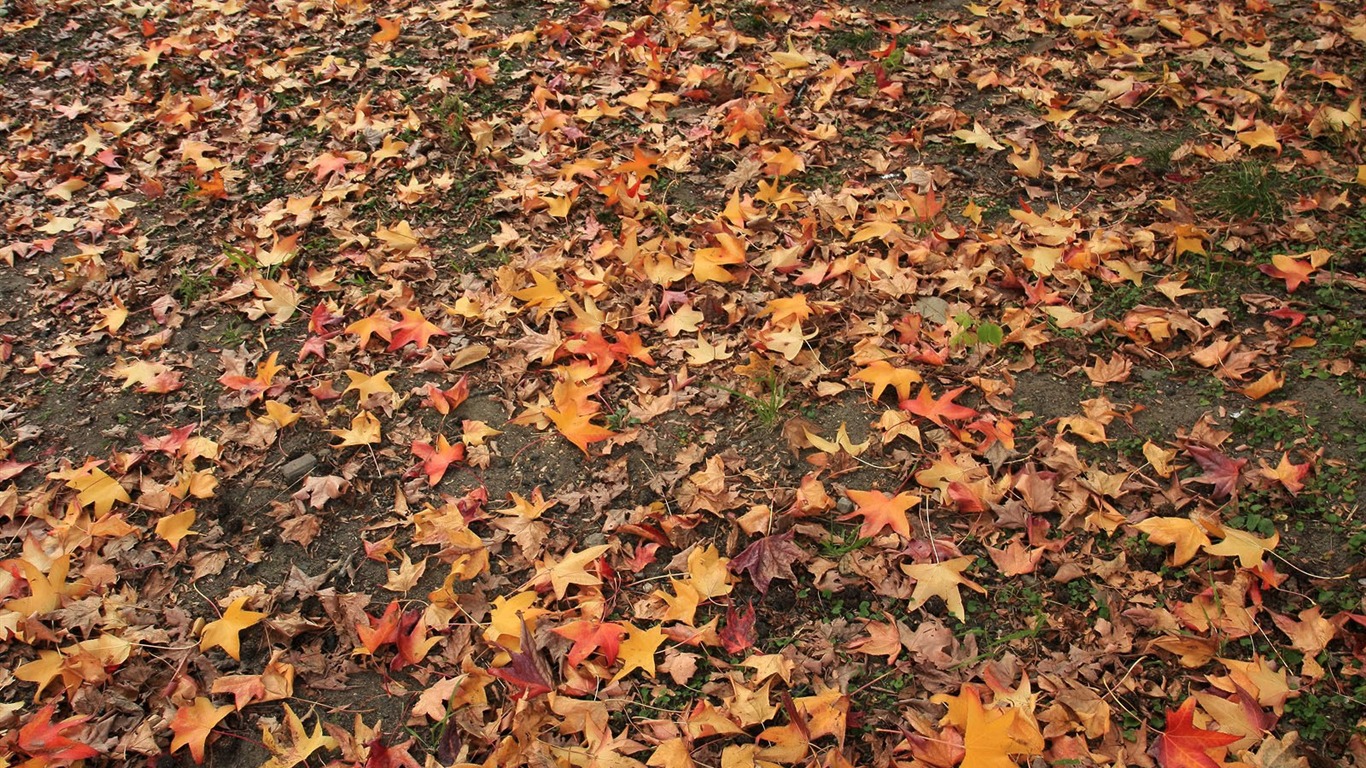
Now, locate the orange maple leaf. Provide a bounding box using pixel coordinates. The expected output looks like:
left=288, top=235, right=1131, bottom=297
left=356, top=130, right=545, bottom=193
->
left=842, top=489, right=921, bottom=538
left=615, top=145, right=659, bottom=179
left=544, top=377, right=616, bottom=455
left=553, top=620, right=627, bottom=667
left=387, top=308, right=447, bottom=351
left=170, top=697, right=234, bottom=764
left=371, top=17, right=401, bottom=44
left=1257, top=254, right=1315, bottom=292
left=849, top=359, right=922, bottom=401
left=16, top=703, right=100, bottom=764
left=357, top=600, right=403, bottom=655
left=411, top=435, right=466, bottom=485
left=218, top=351, right=284, bottom=402
left=900, top=385, right=979, bottom=427
left=344, top=312, right=395, bottom=348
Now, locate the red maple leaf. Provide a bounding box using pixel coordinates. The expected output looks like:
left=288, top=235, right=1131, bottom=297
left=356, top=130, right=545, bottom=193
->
left=388, top=308, right=447, bottom=351
left=1153, top=697, right=1240, bottom=768
left=1186, top=444, right=1247, bottom=498
left=364, top=737, right=423, bottom=768
left=720, top=601, right=757, bottom=654
left=138, top=423, right=196, bottom=454
left=729, top=530, right=804, bottom=594
left=489, top=618, right=553, bottom=699
left=900, top=385, right=979, bottom=426
left=16, top=703, right=100, bottom=764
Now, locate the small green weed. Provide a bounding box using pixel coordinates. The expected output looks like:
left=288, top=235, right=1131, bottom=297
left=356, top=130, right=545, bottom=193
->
left=1196, top=161, right=1290, bottom=221
left=173, top=267, right=214, bottom=305
left=706, top=373, right=789, bottom=427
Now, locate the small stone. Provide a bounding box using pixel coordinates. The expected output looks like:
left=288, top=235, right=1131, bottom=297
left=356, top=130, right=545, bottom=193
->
left=282, top=453, right=317, bottom=481
left=835, top=496, right=855, bottom=515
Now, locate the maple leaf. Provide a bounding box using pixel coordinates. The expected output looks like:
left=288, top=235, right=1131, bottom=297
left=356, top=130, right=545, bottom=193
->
left=372, top=17, right=401, bottom=44
left=387, top=308, right=447, bottom=351
left=802, top=421, right=870, bottom=458
left=170, top=697, right=235, bottom=764
left=1258, top=254, right=1315, bottom=292
left=719, top=601, right=757, bottom=654
left=687, top=544, right=733, bottom=599
left=110, top=358, right=184, bottom=393
left=616, top=145, right=659, bottom=179
left=422, top=374, right=470, bottom=414
left=842, top=489, right=921, bottom=538
left=535, top=543, right=611, bottom=599
left=155, top=507, right=197, bottom=550
left=411, top=435, right=466, bottom=485
left=1203, top=526, right=1279, bottom=568
left=1186, top=445, right=1247, bottom=498
left=511, top=271, right=567, bottom=318
left=900, top=385, right=979, bottom=426
left=357, top=600, right=403, bottom=655
left=260, top=705, right=339, bottom=768
left=1154, top=697, right=1240, bottom=768
left=345, top=312, right=395, bottom=348
left=693, top=232, right=747, bottom=284
left=1258, top=453, right=1309, bottom=495
left=936, top=686, right=1042, bottom=768
left=952, top=121, right=1006, bottom=151
left=902, top=557, right=986, bottom=621
left=342, top=369, right=396, bottom=401
left=610, top=623, right=666, bottom=684
left=489, top=617, right=554, bottom=699
left=200, top=596, right=267, bottom=660
left=729, top=530, right=804, bottom=594
left=329, top=410, right=383, bottom=448
left=554, top=619, right=627, bottom=667
left=15, top=703, right=100, bottom=764
left=544, top=376, right=616, bottom=455
left=850, top=359, right=922, bottom=401
left=218, top=351, right=284, bottom=401
left=1134, top=517, right=1212, bottom=566
left=60, top=460, right=131, bottom=517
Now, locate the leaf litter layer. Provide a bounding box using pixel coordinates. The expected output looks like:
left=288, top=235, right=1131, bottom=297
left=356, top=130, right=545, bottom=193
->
left=1, top=0, right=1365, bottom=766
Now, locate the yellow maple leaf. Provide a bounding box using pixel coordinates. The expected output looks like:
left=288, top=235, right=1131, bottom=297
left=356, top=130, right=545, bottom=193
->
left=155, top=508, right=197, bottom=550
left=901, top=556, right=985, bottom=621
left=63, top=461, right=132, bottom=517
left=260, top=705, right=338, bottom=768
left=952, top=121, right=1006, bottom=151
left=200, top=597, right=266, bottom=660
left=1204, top=526, right=1279, bottom=568
left=687, top=545, right=733, bottom=599
left=1134, top=516, right=1211, bottom=566
left=329, top=411, right=382, bottom=448
left=484, top=591, right=547, bottom=651
left=610, top=623, right=665, bottom=684
left=536, top=544, right=611, bottom=600
left=342, top=369, right=396, bottom=401
left=850, top=360, right=922, bottom=401
left=693, top=232, right=747, bottom=283
left=511, top=271, right=567, bottom=318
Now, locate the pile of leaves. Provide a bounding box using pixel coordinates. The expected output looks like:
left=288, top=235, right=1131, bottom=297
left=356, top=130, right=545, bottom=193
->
left=1, top=0, right=1365, bottom=766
